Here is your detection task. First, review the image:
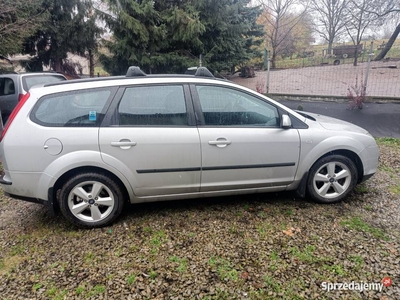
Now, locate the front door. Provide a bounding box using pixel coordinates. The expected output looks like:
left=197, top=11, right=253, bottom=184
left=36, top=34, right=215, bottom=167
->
left=193, top=85, right=300, bottom=192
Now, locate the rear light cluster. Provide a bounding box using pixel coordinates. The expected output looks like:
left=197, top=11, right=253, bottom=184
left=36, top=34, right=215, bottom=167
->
left=0, top=92, right=30, bottom=142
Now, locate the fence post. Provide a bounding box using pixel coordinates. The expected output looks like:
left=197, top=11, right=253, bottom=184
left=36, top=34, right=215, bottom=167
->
left=264, top=49, right=268, bottom=70
left=364, top=42, right=374, bottom=94
left=266, top=50, right=270, bottom=94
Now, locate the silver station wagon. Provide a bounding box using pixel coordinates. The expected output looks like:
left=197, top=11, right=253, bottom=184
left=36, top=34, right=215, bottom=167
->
left=0, top=67, right=379, bottom=228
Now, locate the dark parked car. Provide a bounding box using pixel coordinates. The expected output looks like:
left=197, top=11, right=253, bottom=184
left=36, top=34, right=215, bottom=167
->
left=0, top=72, right=66, bottom=123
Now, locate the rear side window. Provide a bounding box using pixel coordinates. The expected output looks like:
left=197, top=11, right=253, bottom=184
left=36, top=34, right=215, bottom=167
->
left=30, top=88, right=113, bottom=127
left=118, top=85, right=188, bottom=126
left=0, top=78, right=15, bottom=96
left=22, top=75, right=66, bottom=91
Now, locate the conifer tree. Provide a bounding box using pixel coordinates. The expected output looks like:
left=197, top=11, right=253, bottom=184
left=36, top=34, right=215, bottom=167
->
left=23, top=0, right=101, bottom=74
left=100, top=0, right=263, bottom=74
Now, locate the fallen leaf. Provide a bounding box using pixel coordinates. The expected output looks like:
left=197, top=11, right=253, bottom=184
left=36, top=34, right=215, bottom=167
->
left=282, top=228, right=295, bottom=236
left=241, top=271, right=249, bottom=280
left=282, top=227, right=301, bottom=236
left=388, top=244, right=397, bottom=254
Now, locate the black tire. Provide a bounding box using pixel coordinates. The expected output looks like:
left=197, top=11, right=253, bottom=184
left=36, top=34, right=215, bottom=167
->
left=307, top=155, right=358, bottom=204
left=58, top=172, right=124, bottom=228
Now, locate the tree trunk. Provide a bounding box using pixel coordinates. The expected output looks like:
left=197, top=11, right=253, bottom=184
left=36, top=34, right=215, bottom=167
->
left=375, top=23, right=400, bottom=61
left=271, top=50, right=277, bottom=69
left=52, top=58, right=62, bottom=72
left=353, top=46, right=359, bottom=66
left=89, top=49, right=94, bottom=77
left=327, top=41, right=333, bottom=55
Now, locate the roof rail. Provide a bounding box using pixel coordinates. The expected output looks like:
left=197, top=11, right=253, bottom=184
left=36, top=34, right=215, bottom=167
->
left=126, top=66, right=147, bottom=77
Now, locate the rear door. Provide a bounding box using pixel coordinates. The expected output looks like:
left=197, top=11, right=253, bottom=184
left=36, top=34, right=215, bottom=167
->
left=99, top=84, right=201, bottom=197
left=192, top=84, right=301, bottom=192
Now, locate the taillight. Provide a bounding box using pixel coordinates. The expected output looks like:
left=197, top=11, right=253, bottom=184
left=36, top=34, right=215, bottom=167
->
left=0, top=92, right=30, bottom=142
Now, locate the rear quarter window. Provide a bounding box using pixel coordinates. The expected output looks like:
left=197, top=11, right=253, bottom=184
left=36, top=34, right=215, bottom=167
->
left=30, top=88, right=114, bottom=127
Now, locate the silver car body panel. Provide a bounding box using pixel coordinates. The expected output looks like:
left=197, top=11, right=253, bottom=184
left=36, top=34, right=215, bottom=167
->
left=99, top=127, right=202, bottom=197
left=0, top=76, right=379, bottom=205
left=197, top=127, right=300, bottom=191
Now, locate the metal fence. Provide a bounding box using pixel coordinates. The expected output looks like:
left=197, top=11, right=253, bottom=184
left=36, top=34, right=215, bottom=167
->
left=233, top=43, right=400, bottom=99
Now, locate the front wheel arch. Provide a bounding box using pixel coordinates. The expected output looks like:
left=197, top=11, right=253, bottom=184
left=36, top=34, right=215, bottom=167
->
left=296, top=150, right=363, bottom=198
left=306, top=154, right=358, bottom=203
left=317, top=150, right=363, bottom=184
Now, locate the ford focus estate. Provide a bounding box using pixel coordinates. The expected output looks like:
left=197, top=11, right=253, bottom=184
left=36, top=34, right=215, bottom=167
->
left=0, top=67, right=379, bottom=228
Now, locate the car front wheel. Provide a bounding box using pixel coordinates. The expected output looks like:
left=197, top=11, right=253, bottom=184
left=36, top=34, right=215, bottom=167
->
left=307, top=155, right=358, bottom=203
left=59, top=173, right=124, bottom=228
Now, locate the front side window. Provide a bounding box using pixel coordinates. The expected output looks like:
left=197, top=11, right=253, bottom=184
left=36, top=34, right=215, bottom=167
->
left=196, top=85, right=280, bottom=127
left=118, top=85, right=188, bottom=126
left=0, top=78, right=15, bottom=96
left=31, top=88, right=112, bottom=127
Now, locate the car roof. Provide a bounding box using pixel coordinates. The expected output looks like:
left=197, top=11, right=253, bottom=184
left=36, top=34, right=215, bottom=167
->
left=42, top=66, right=226, bottom=88
left=43, top=74, right=227, bottom=88
left=0, top=72, right=66, bottom=78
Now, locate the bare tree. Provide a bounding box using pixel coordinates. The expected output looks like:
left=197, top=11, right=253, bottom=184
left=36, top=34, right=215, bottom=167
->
left=310, top=0, right=348, bottom=54
left=344, top=0, right=380, bottom=66
left=257, top=0, right=309, bottom=68
left=366, top=0, right=400, bottom=60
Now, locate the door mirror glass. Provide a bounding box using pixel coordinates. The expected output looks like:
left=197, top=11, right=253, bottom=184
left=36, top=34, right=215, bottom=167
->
left=281, top=114, right=292, bottom=129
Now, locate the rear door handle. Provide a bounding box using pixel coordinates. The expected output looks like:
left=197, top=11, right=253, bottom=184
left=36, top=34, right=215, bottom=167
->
left=208, top=139, right=231, bottom=148
left=111, top=140, right=137, bottom=149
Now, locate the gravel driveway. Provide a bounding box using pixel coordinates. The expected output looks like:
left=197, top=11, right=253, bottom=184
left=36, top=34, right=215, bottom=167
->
left=0, top=139, right=399, bottom=299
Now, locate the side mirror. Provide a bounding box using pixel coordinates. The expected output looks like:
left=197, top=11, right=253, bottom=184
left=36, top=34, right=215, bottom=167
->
left=281, top=114, right=292, bottom=129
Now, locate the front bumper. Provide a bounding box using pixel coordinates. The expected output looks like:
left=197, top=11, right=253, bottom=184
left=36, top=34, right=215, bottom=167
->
left=0, top=174, right=12, bottom=185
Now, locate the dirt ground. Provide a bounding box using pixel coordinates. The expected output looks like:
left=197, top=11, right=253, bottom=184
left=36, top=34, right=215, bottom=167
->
left=0, top=141, right=399, bottom=299
left=231, top=61, right=400, bottom=98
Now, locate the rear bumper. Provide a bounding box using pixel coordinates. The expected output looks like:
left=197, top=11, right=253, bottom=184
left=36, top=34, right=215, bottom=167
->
left=4, top=192, right=46, bottom=205
left=3, top=188, right=57, bottom=216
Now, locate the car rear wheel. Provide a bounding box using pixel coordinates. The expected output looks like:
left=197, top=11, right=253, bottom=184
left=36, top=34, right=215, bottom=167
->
left=59, top=173, right=124, bottom=228
left=307, top=155, right=358, bottom=203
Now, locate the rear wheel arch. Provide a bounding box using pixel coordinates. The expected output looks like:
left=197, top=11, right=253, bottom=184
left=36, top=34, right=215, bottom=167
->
left=52, top=166, right=130, bottom=209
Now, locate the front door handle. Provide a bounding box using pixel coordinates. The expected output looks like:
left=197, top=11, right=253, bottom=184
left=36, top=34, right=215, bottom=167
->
left=111, top=139, right=137, bottom=149
left=208, top=138, right=231, bottom=148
